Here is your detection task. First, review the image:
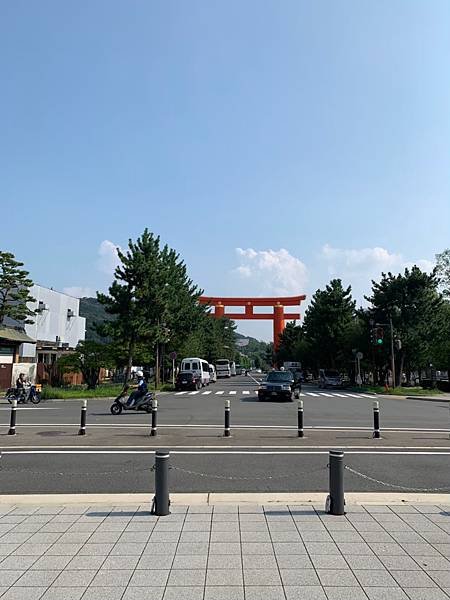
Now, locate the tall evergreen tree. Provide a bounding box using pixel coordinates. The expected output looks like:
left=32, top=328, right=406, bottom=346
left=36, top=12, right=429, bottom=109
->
left=365, top=266, right=442, bottom=384
left=98, top=229, right=205, bottom=383
left=0, top=251, right=35, bottom=326
left=303, top=279, right=356, bottom=371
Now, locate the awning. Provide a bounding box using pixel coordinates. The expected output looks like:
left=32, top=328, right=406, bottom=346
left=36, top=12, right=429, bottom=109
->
left=0, top=327, right=36, bottom=344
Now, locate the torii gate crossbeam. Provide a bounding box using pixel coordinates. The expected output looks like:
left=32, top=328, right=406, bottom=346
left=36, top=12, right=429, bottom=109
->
left=199, top=295, right=306, bottom=350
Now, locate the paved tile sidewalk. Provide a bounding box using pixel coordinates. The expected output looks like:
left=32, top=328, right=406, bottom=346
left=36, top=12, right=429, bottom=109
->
left=0, top=502, right=449, bottom=599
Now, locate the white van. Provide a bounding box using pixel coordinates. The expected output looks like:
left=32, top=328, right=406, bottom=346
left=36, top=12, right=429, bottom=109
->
left=180, top=357, right=210, bottom=387
left=209, top=364, right=217, bottom=383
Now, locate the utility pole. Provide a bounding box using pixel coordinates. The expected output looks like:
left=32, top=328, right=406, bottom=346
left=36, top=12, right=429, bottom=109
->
left=389, top=314, right=396, bottom=389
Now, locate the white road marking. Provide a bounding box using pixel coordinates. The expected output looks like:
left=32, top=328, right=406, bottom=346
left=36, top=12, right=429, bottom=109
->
left=330, top=393, right=347, bottom=397
left=229, top=391, right=237, bottom=395
left=6, top=445, right=450, bottom=450
left=188, top=391, right=200, bottom=395
left=0, top=407, right=57, bottom=411
left=299, top=393, right=306, bottom=397
left=3, top=423, right=448, bottom=432
left=345, top=394, right=362, bottom=398
left=175, top=392, right=187, bottom=396
left=318, top=393, right=332, bottom=397
left=243, top=391, right=250, bottom=395
left=359, top=394, right=376, bottom=398
left=215, top=391, right=224, bottom=395
left=3, top=450, right=450, bottom=456
left=202, top=391, right=212, bottom=395
left=306, top=393, right=320, bottom=397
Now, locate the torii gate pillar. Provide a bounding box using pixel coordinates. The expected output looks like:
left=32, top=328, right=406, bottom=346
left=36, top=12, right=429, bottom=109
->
left=199, top=295, right=306, bottom=351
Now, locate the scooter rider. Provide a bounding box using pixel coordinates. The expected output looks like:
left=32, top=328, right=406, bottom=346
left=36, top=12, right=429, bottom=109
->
left=127, top=371, right=148, bottom=407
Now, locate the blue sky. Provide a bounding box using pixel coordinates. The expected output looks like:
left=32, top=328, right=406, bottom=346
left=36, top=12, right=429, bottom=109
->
left=1, top=1, right=449, bottom=340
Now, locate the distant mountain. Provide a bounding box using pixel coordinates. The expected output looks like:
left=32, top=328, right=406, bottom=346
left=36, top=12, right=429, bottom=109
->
left=235, top=331, right=269, bottom=368
left=79, top=297, right=112, bottom=343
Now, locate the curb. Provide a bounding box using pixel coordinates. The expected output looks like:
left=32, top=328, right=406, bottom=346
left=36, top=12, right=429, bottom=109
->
left=0, top=492, right=449, bottom=506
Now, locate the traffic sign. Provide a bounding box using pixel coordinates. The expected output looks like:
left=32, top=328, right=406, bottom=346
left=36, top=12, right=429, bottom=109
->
left=169, top=351, right=177, bottom=360
left=356, top=352, right=363, bottom=360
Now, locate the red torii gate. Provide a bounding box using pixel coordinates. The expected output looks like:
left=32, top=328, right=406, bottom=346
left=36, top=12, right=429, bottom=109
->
left=199, top=295, right=306, bottom=350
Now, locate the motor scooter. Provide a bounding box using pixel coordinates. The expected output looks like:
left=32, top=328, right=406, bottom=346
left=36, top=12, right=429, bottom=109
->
left=110, top=385, right=154, bottom=415
left=6, top=384, right=41, bottom=404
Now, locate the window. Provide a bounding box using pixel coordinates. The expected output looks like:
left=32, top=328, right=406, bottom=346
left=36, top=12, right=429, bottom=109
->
left=191, top=362, right=199, bottom=370
left=202, top=362, right=209, bottom=372
left=182, top=362, right=191, bottom=371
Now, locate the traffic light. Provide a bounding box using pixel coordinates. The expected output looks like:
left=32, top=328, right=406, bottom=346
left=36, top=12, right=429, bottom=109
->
left=370, top=328, right=376, bottom=345
left=375, top=327, right=384, bottom=345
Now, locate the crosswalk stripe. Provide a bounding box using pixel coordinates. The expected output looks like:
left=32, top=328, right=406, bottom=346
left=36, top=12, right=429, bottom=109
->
left=345, top=393, right=361, bottom=398
left=229, top=391, right=237, bottom=395
left=359, top=394, right=375, bottom=398
left=188, top=391, right=200, bottom=395
left=306, top=392, right=320, bottom=397
left=215, top=391, right=224, bottom=395
left=330, top=393, right=346, bottom=397
left=243, top=391, right=250, bottom=395
left=318, top=393, right=332, bottom=397
left=300, top=393, right=306, bottom=397
left=202, top=391, right=211, bottom=395
left=175, top=391, right=187, bottom=395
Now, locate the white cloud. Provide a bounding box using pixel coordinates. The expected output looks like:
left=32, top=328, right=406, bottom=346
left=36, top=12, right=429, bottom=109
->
left=320, top=244, right=434, bottom=303
left=63, top=286, right=94, bottom=298
left=97, top=240, right=122, bottom=275
left=233, top=248, right=308, bottom=296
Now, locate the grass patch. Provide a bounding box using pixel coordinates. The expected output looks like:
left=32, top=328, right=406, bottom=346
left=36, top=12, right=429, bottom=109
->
left=41, top=382, right=175, bottom=399
left=346, top=385, right=443, bottom=396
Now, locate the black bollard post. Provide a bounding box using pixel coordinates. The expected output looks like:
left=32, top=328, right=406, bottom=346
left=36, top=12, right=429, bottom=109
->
left=152, top=449, right=170, bottom=516
left=224, top=399, right=230, bottom=437
left=151, top=397, right=158, bottom=437
left=372, top=400, right=380, bottom=439
left=327, top=450, right=345, bottom=515
left=297, top=399, right=304, bottom=438
left=8, top=399, right=17, bottom=436
left=78, top=400, right=87, bottom=435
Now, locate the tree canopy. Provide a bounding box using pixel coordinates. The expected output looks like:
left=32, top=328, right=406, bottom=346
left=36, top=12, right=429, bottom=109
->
left=0, top=251, right=35, bottom=326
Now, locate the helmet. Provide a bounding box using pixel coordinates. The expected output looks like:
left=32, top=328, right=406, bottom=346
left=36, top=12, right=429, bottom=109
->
left=137, top=370, right=143, bottom=377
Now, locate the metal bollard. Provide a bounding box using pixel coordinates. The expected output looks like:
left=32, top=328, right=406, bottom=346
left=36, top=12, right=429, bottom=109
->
left=224, top=399, right=230, bottom=437
left=151, top=397, right=158, bottom=437
left=297, top=399, right=304, bottom=438
left=372, top=400, right=380, bottom=439
left=78, top=400, right=87, bottom=435
left=8, top=399, right=17, bottom=435
left=327, top=449, right=345, bottom=515
left=152, top=449, right=170, bottom=516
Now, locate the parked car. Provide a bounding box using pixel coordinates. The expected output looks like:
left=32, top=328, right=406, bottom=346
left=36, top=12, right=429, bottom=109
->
left=318, top=369, right=343, bottom=388
left=175, top=372, right=202, bottom=391
left=258, top=370, right=301, bottom=402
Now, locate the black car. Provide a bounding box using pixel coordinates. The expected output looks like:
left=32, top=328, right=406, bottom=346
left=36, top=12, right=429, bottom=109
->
left=258, top=370, right=301, bottom=401
left=175, top=372, right=202, bottom=391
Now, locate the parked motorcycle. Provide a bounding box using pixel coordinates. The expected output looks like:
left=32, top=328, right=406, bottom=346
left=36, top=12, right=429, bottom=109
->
left=110, top=386, right=154, bottom=415
left=6, top=384, right=41, bottom=404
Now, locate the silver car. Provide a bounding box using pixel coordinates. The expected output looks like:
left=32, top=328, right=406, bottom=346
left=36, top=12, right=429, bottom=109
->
left=319, top=369, right=343, bottom=388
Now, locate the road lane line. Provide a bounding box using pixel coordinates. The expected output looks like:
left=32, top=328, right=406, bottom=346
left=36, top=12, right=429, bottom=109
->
left=2, top=450, right=450, bottom=456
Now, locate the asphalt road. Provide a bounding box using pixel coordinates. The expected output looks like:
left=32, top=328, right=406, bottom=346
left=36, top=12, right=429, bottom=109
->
left=0, top=375, right=449, bottom=495
left=1, top=376, right=449, bottom=429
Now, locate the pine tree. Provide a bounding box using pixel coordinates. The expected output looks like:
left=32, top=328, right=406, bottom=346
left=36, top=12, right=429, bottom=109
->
left=0, top=251, right=35, bottom=326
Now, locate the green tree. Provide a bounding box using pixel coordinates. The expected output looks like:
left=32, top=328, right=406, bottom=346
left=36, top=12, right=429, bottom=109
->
left=98, top=229, right=205, bottom=384
left=0, top=251, right=35, bottom=326
left=302, top=279, right=357, bottom=372
left=57, top=341, right=114, bottom=389
left=366, top=266, right=442, bottom=385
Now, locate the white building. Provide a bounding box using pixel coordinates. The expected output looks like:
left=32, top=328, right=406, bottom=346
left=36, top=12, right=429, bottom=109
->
left=20, top=285, right=86, bottom=362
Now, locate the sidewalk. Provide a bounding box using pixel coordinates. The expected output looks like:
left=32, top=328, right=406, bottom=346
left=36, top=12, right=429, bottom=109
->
left=0, top=500, right=449, bottom=600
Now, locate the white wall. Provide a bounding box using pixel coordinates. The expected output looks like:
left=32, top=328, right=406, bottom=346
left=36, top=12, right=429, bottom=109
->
left=20, top=285, right=86, bottom=359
